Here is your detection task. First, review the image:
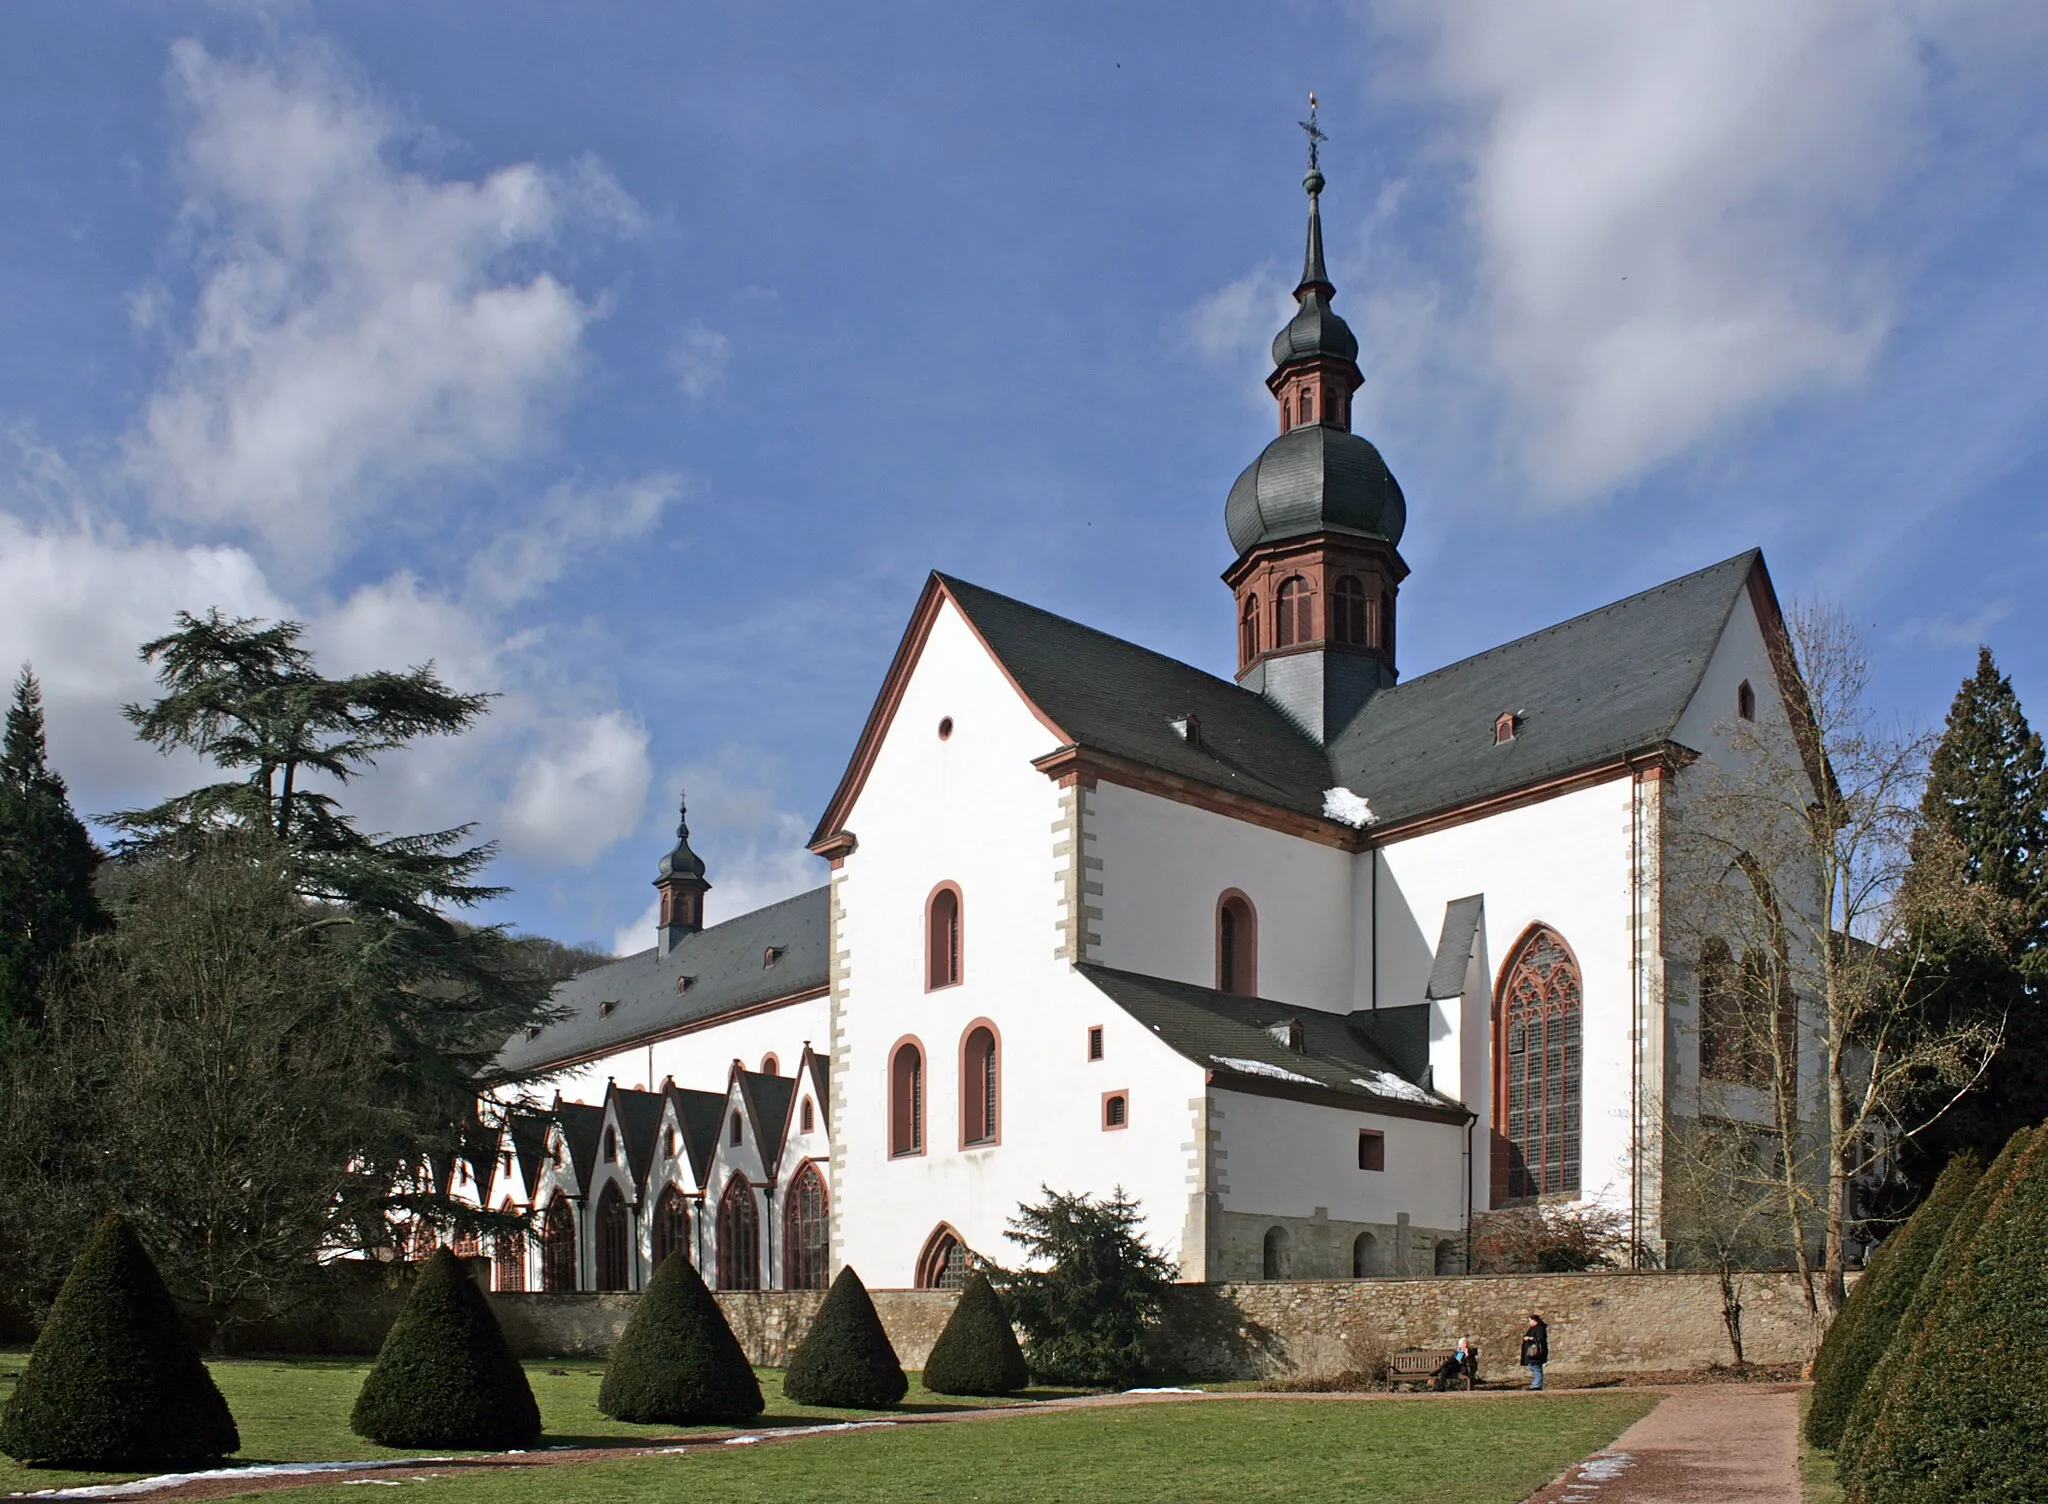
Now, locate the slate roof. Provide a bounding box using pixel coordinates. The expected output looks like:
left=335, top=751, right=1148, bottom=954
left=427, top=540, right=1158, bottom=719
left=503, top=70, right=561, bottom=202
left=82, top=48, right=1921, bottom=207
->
left=1079, top=964, right=1468, bottom=1122
left=502, top=1112, right=550, bottom=1202
left=738, top=1070, right=798, bottom=1173
left=1426, top=896, right=1485, bottom=1001
left=554, top=1100, right=606, bottom=1191
left=935, top=550, right=1759, bottom=834
left=667, top=1085, right=728, bottom=1188
left=606, top=1085, right=668, bottom=1192
left=496, top=888, right=829, bottom=1075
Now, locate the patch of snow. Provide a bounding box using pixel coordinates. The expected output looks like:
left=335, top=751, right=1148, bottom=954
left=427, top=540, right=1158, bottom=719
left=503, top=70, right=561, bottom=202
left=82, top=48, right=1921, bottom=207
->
left=1213, top=1055, right=1318, bottom=1086
left=1350, top=1071, right=1434, bottom=1103
left=21, top=1459, right=455, bottom=1500
left=1124, top=1386, right=1205, bottom=1394
left=721, top=1421, right=895, bottom=1447
left=1322, top=787, right=1377, bottom=827
left=1576, top=1451, right=1634, bottom=1481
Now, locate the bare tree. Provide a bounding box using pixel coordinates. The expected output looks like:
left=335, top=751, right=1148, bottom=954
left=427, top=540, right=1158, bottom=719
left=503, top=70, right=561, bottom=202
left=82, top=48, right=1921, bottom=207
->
left=1663, top=1115, right=1795, bottom=1366
left=1667, top=602, right=2008, bottom=1312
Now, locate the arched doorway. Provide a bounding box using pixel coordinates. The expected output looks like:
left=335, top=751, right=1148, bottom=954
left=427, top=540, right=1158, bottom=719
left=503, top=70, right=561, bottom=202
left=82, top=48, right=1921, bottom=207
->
left=541, top=1197, right=577, bottom=1292
left=916, top=1225, right=971, bottom=1289
left=595, top=1182, right=630, bottom=1291
left=651, top=1184, right=689, bottom=1272
left=1262, top=1225, right=1289, bottom=1280
left=1351, top=1231, right=1380, bottom=1278
left=1494, top=925, right=1584, bottom=1204
left=717, top=1178, right=760, bottom=1290
left=1433, top=1239, right=1463, bottom=1276
left=783, top=1162, right=830, bottom=1290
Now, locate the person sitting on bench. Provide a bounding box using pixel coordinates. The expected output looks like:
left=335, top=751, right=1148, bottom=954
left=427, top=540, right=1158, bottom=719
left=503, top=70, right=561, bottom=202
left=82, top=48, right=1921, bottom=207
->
left=1433, top=1336, right=1475, bottom=1391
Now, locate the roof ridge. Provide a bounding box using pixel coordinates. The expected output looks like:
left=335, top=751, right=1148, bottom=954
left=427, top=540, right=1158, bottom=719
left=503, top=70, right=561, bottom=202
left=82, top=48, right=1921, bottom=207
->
left=609, top=883, right=830, bottom=963
left=1386, top=549, right=1759, bottom=697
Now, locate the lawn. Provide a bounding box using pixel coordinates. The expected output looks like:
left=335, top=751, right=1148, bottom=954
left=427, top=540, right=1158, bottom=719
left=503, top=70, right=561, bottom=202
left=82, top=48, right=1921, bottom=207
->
left=0, top=1351, right=1655, bottom=1504
left=1799, top=1393, right=1845, bottom=1504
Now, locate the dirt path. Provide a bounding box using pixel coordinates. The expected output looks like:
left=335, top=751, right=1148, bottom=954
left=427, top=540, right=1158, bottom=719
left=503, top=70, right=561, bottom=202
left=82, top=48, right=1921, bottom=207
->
left=1519, top=1384, right=1803, bottom=1504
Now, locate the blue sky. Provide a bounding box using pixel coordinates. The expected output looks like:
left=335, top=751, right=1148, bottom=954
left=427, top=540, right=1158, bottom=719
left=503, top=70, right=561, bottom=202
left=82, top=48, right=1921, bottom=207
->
left=2, top=2, right=2044, bottom=952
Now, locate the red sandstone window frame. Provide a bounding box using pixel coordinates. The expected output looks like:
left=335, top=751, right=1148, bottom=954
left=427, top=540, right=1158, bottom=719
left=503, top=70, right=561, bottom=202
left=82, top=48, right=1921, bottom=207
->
left=959, top=1019, right=1002, bottom=1149
left=1217, top=890, right=1258, bottom=997
left=716, top=1175, right=761, bottom=1291
left=1358, top=1129, right=1386, bottom=1172
left=888, top=1035, right=926, bottom=1158
left=916, top=1223, right=973, bottom=1290
left=1240, top=593, right=1262, bottom=666
left=650, top=1183, right=690, bottom=1273
left=1332, top=575, right=1367, bottom=646
left=782, top=1160, right=830, bottom=1291
left=1491, top=923, right=1585, bottom=1206
left=760, top=1053, right=779, bottom=1075
left=800, top=1096, right=815, bottom=1134
left=1274, top=576, right=1313, bottom=649
left=925, top=882, right=964, bottom=991
left=1087, top=1024, right=1104, bottom=1061
left=1102, top=1090, right=1129, bottom=1130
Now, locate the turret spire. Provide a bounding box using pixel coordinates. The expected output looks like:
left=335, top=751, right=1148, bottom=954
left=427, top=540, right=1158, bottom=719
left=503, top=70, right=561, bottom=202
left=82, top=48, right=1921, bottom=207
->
left=654, top=789, right=711, bottom=953
left=1297, top=93, right=1332, bottom=297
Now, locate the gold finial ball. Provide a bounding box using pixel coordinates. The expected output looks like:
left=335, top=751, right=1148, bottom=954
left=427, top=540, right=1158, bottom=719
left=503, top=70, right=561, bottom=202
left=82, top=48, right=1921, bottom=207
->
left=1308, top=90, right=1318, bottom=110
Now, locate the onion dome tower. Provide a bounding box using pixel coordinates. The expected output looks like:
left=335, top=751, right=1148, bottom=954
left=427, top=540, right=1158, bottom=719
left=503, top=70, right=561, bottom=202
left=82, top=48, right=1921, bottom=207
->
left=653, top=791, right=710, bottom=955
left=1224, top=103, right=1409, bottom=744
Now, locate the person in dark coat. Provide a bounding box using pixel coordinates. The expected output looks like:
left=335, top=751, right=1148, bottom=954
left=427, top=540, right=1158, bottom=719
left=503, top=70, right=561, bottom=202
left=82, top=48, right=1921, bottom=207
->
left=1433, top=1335, right=1476, bottom=1391
left=1521, top=1314, right=1549, bottom=1391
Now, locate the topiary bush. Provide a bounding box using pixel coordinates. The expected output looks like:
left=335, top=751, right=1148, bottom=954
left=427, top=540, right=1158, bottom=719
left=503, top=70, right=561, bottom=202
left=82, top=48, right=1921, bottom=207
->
left=920, top=1271, right=1029, bottom=1396
left=1807, top=1153, right=1981, bottom=1450
left=1837, top=1126, right=2035, bottom=1485
left=0, top=1214, right=239, bottom=1467
left=350, top=1247, right=541, bottom=1450
left=783, top=1266, right=907, bottom=1409
left=598, top=1253, right=763, bottom=1424
left=1845, top=1124, right=2048, bottom=1503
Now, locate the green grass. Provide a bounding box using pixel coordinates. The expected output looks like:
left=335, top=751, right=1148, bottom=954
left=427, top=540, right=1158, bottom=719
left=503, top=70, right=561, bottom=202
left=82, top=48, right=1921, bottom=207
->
left=0, top=1353, right=1081, bottom=1494
left=1799, top=1392, right=1845, bottom=1504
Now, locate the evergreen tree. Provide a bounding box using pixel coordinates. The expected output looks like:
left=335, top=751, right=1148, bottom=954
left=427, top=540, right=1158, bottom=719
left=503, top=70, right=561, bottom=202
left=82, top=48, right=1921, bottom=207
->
left=0, top=666, right=103, bottom=1039
left=782, top=1266, right=908, bottom=1409
left=0, top=1215, right=238, bottom=1467
left=1806, top=1153, right=1979, bottom=1450
left=597, top=1253, right=763, bottom=1424
left=1846, top=1126, right=2048, bottom=1503
left=921, top=1270, right=1029, bottom=1396
left=999, top=1185, right=1176, bottom=1389
left=1906, top=648, right=2048, bottom=1178
left=350, top=1248, right=540, bottom=1450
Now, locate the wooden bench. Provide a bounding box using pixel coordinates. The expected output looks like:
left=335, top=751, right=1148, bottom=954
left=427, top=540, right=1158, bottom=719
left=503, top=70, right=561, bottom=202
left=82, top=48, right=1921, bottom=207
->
left=1387, top=1346, right=1480, bottom=1390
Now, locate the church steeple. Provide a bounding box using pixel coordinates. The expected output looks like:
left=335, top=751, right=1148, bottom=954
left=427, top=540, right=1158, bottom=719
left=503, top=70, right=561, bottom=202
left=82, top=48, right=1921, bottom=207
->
left=1222, top=99, right=1411, bottom=745
left=653, top=791, right=711, bottom=955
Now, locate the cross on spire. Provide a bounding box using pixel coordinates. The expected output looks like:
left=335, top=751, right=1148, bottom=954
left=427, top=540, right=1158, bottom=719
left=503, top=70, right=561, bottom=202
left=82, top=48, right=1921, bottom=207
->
left=1299, top=91, right=1327, bottom=176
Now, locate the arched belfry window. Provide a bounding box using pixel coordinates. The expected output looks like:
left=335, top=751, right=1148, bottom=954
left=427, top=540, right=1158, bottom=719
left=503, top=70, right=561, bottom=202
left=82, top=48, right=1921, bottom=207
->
left=1495, top=926, right=1583, bottom=1203
left=890, top=1039, right=925, bottom=1157
left=1274, top=577, right=1313, bottom=649
left=1217, top=891, right=1258, bottom=997
left=784, top=1162, right=829, bottom=1290
left=1332, top=575, right=1367, bottom=646
left=1240, top=594, right=1261, bottom=665
left=961, top=1023, right=999, bottom=1146
left=717, top=1177, right=760, bottom=1290
left=926, top=884, right=962, bottom=990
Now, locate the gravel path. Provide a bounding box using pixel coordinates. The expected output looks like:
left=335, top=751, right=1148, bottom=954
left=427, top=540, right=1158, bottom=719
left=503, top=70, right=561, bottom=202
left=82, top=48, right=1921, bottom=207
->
left=1519, top=1384, right=1802, bottom=1504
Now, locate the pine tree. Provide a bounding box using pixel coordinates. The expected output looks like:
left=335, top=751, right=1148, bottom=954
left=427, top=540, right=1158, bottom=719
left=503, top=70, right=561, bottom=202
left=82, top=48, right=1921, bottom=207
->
left=597, top=1253, right=763, bottom=1424
left=349, top=1248, right=540, bottom=1449
left=921, top=1270, right=1029, bottom=1396
left=782, top=1266, right=908, bottom=1409
left=0, top=1215, right=238, bottom=1467
left=0, top=666, right=103, bottom=1039
left=1846, top=1126, right=2048, bottom=1503
left=1806, top=1153, right=1979, bottom=1450
left=1000, top=1185, right=1176, bottom=1388
left=1906, top=648, right=2048, bottom=1179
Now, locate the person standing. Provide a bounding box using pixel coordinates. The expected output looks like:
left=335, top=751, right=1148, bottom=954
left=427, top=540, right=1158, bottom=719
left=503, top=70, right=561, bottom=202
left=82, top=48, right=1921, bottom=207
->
left=1521, top=1314, right=1549, bottom=1391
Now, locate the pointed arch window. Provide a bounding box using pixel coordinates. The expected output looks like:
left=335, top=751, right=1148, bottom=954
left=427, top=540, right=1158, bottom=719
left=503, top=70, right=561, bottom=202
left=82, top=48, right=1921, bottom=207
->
left=783, top=1162, right=830, bottom=1290
left=961, top=1024, right=999, bottom=1147
left=1274, top=577, right=1313, bottom=649
left=1332, top=575, right=1367, bottom=646
left=541, top=1197, right=577, bottom=1293
left=926, top=884, right=962, bottom=990
left=1217, top=891, right=1258, bottom=996
left=917, top=1225, right=972, bottom=1289
left=493, top=1204, right=526, bottom=1293
left=1495, top=926, right=1583, bottom=1204
left=716, top=1177, right=760, bottom=1290
left=1738, top=679, right=1757, bottom=721
left=890, top=1039, right=925, bottom=1157
left=651, top=1184, right=690, bottom=1272
left=595, top=1182, right=630, bottom=1292
left=1240, top=594, right=1262, bottom=665
left=1698, top=938, right=1742, bottom=1083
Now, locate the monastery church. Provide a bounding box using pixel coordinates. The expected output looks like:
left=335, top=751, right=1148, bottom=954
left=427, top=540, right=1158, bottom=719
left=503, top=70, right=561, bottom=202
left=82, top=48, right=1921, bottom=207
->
left=473, top=155, right=1816, bottom=1297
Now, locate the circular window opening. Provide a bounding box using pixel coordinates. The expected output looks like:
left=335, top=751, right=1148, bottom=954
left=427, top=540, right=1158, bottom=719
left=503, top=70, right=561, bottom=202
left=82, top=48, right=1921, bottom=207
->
left=937, top=716, right=954, bottom=740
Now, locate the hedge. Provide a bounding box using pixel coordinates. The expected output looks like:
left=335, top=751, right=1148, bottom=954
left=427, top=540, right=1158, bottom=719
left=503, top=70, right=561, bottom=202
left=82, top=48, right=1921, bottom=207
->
left=783, top=1266, right=907, bottom=1409
left=921, top=1271, right=1029, bottom=1396
left=598, top=1253, right=763, bottom=1424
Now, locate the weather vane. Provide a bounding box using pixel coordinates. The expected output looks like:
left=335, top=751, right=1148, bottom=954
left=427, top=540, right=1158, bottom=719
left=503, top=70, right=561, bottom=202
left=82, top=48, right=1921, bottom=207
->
left=1299, top=91, right=1327, bottom=173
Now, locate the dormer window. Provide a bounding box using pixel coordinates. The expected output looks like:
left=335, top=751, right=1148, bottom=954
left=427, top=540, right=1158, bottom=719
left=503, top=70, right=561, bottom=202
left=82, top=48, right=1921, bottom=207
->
left=1267, top=1018, right=1306, bottom=1052
left=1495, top=711, right=1518, bottom=745
left=1738, top=680, right=1756, bottom=721
left=1171, top=714, right=1202, bottom=747
left=676, top=974, right=696, bottom=994
left=598, top=1000, right=616, bottom=1019
left=763, top=946, right=784, bottom=968
left=524, top=1025, right=542, bottom=1041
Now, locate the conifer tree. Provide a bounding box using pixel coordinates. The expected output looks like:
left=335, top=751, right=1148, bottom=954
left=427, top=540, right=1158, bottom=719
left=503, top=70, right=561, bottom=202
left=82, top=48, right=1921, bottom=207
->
left=597, top=1253, right=763, bottom=1424
left=0, top=666, right=103, bottom=1039
left=1907, top=648, right=2048, bottom=1177
left=0, top=1214, right=238, bottom=1467
left=921, top=1270, right=1029, bottom=1396
left=783, top=1266, right=908, bottom=1409
left=350, top=1248, right=540, bottom=1449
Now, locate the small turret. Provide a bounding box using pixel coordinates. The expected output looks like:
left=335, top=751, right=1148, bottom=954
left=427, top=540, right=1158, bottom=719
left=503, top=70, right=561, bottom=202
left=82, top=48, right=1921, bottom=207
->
left=653, top=792, right=711, bottom=955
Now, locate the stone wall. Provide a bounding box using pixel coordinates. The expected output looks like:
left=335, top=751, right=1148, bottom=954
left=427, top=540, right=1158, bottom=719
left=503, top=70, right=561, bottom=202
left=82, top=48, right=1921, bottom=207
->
left=489, top=1288, right=960, bottom=1368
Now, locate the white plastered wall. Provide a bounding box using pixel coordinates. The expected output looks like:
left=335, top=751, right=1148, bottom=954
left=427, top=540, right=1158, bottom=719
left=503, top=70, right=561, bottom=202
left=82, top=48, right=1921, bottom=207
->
left=537, top=997, right=830, bottom=1101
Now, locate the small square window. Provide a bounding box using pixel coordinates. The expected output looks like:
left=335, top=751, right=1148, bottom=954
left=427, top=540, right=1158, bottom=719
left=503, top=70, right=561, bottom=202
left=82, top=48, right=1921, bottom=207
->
left=1103, top=1092, right=1128, bottom=1130
left=1358, top=1129, right=1385, bottom=1172
left=1087, top=1025, right=1104, bottom=1061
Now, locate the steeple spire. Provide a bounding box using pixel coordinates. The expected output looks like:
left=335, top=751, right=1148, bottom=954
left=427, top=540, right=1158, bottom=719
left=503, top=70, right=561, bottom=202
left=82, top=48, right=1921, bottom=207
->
left=1297, top=93, right=1332, bottom=297
left=653, top=789, right=711, bottom=954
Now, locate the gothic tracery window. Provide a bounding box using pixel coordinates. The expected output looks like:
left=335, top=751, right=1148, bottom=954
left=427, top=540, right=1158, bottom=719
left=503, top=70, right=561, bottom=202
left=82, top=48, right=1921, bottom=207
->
left=595, top=1182, right=630, bottom=1292
left=784, top=1162, right=830, bottom=1290
left=651, top=1184, right=689, bottom=1271
left=541, top=1197, right=577, bottom=1292
left=1496, top=926, right=1583, bottom=1202
left=716, top=1177, right=760, bottom=1290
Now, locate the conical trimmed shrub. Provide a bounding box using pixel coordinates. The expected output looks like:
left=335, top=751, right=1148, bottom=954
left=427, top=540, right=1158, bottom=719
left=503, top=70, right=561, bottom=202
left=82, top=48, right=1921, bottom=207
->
left=1807, top=1153, right=1980, bottom=1450
left=1838, top=1127, right=2034, bottom=1484
left=350, top=1247, right=541, bottom=1450
left=783, top=1266, right=907, bottom=1409
left=921, top=1271, right=1028, bottom=1396
left=1847, top=1124, right=2048, bottom=1503
left=598, top=1253, right=763, bottom=1424
left=0, top=1214, right=239, bottom=1467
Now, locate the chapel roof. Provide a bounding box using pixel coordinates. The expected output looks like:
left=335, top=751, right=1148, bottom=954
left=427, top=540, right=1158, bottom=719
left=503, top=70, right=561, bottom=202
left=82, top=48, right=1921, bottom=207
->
left=605, top=1083, right=669, bottom=1191
left=737, top=1069, right=798, bottom=1172
left=667, top=1084, right=729, bottom=1188
left=493, top=887, right=828, bottom=1076
left=554, top=1099, right=606, bottom=1190
left=1079, top=965, right=1468, bottom=1122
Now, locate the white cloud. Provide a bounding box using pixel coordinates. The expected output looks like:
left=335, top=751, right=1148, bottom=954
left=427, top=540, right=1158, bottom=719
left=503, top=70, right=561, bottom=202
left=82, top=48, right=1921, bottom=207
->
left=669, top=321, right=731, bottom=401
left=1895, top=599, right=2014, bottom=655
left=1371, top=0, right=1947, bottom=502
left=611, top=896, right=662, bottom=957
left=504, top=711, right=653, bottom=866
left=467, top=473, right=680, bottom=608
left=128, top=40, right=637, bottom=568
left=1184, top=261, right=1291, bottom=377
